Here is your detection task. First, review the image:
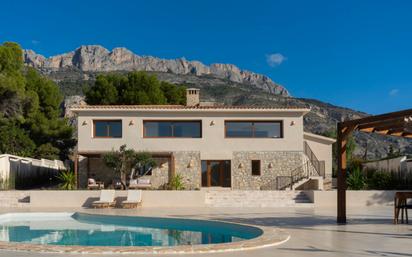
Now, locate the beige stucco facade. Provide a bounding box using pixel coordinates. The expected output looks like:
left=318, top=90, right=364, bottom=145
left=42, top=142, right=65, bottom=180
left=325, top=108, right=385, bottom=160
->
left=76, top=109, right=306, bottom=157
left=72, top=105, right=335, bottom=190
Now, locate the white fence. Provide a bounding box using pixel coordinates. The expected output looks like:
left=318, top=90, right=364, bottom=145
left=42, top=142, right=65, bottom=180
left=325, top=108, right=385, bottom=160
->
left=0, top=154, right=66, bottom=190
left=363, top=156, right=412, bottom=182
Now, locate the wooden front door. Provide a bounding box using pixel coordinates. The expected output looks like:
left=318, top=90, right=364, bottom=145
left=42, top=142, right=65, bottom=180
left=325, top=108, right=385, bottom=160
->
left=201, top=160, right=231, bottom=187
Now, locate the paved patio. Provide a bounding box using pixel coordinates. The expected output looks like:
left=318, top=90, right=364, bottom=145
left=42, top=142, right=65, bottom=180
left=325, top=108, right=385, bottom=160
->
left=0, top=206, right=410, bottom=257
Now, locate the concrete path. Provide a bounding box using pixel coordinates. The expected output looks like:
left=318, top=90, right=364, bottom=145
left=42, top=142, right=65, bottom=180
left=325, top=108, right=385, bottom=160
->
left=0, top=206, right=410, bottom=257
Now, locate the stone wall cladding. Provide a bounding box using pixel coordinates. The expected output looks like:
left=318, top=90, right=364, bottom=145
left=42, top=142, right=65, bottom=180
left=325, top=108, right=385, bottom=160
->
left=232, top=151, right=305, bottom=190
left=173, top=151, right=201, bottom=190
left=140, top=157, right=170, bottom=189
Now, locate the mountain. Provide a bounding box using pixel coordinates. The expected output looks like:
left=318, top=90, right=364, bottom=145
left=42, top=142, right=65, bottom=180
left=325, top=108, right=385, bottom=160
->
left=23, top=45, right=412, bottom=160
left=23, top=45, right=288, bottom=96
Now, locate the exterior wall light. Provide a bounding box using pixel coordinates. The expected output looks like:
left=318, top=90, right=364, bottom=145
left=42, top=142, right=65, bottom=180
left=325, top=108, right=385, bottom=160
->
left=82, top=121, right=88, bottom=126
left=187, top=159, right=195, bottom=168
left=210, top=120, right=215, bottom=126
left=268, top=162, right=273, bottom=168
left=238, top=163, right=244, bottom=169
left=129, top=120, right=135, bottom=126
left=290, top=121, right=296, bottom=126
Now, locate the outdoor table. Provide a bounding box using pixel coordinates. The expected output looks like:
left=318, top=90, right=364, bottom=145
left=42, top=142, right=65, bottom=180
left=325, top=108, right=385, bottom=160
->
left=394, top=192, right=412, bottom=224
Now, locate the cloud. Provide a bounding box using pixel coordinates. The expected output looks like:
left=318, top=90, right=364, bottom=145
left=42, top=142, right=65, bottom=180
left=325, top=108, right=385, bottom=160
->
left=266, top=53, right=286, bottom=67
left=389, top=89, right=399, bottom=96
left=31, top=40, right=40, bottom=45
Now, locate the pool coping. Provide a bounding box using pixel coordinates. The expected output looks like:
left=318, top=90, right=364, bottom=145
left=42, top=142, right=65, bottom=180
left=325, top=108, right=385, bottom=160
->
left=0, top=212, right=290, bottom=254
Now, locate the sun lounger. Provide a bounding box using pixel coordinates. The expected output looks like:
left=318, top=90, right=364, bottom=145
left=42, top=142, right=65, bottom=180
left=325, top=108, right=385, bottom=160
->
left=121, top=190, right=142, bottom=208
left=92, top=190, right=116, bottom=208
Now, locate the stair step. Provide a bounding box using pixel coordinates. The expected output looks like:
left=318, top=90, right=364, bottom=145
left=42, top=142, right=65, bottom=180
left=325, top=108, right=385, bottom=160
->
left=205, top=190, right=313, bottom=207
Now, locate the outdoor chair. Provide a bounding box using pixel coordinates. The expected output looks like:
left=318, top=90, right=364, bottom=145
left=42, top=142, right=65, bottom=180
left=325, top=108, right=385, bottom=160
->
left=92, top=189, right=116, bottom=208
left=87, top=178, right=104, bottom=190
left=394, top=192, right=412, bottom=224
left=121, top=190, right=142, bottom=208
left=129, top=178, right=151, bottom=190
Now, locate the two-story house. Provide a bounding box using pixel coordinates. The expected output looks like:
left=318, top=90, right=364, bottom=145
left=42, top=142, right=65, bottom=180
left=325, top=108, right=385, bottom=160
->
left=72, top=89, right=335, bottom=190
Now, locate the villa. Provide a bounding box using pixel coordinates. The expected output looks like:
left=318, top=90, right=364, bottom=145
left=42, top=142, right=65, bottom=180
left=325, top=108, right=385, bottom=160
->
left=71, top=89, right=335, bottom=190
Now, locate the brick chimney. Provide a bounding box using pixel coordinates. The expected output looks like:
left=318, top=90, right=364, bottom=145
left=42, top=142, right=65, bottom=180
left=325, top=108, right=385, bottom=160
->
left=186, top=88, right=200, bottom=106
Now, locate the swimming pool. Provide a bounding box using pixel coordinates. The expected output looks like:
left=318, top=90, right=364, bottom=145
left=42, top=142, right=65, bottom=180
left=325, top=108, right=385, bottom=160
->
left=0, top=212, right=262, bottom=247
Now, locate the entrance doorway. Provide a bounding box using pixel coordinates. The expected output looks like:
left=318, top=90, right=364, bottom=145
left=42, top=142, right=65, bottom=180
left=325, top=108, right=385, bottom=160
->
left=201, top=160, right=231, bottom=187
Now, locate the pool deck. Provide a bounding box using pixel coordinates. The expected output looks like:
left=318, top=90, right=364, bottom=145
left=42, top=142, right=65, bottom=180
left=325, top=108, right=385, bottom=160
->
left=0, top=206, right=410, bottom=257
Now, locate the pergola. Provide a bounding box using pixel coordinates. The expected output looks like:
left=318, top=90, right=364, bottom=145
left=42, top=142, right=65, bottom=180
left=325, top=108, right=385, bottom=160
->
left=337, top=108, right=412, bottom=223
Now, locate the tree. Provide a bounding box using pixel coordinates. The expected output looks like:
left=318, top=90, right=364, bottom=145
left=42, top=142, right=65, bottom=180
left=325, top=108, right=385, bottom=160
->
left=84, top=71, right=186, bottom=105
left=160, top=81, right=186, bottom=105
left=323, top=128, right=357, bottom=175
left=120, top=72, right=166, bottom=104
left=0, top=42, right=75, bottom=160
left=103, top=145, right=156, bottom=188
left=84, top=75, right=119, bottom=104
left=34, top=143, right=60, bottom=160
left=0, top=118, right=35, bottom=156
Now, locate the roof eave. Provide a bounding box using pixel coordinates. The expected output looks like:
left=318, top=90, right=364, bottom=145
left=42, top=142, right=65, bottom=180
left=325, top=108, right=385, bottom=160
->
left=70, top=107, right=311, bottom=114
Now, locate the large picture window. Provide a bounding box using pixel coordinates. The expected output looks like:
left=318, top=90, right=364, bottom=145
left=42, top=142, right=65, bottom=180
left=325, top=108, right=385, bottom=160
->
left=93, top=120, right=122, bottom=138
left=144, top=121, right=202, bottom=138
left=225, top=121, right=283, bottom=138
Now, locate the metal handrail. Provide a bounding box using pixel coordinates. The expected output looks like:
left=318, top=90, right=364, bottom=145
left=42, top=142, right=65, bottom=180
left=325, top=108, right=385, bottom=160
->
left=275, top=161, right=311, bottom=190
left=304, top=141, right=326, bottom=177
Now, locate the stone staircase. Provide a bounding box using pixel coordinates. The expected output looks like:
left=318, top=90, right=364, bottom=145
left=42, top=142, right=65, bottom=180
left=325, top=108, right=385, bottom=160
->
left=205, top=190, right=313, bottom=207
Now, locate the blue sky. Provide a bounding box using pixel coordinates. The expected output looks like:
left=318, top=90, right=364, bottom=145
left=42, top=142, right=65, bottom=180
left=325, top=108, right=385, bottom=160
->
left=1, top=0, right=412, bottom=114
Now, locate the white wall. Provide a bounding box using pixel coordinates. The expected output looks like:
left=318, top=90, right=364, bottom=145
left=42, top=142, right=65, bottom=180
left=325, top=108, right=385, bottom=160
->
left=77, top=110, right=306, bottom=159
left=30, top=190, right=206, bottom=208
left=303, top=133, right=334, bottom=177
left=363, top=156, right=407, bottom=174
left=9, top=190, right=401, bottom=209
left=305, top=190, right=399, bottom=207
left=0, top=155, right=66, bottom=189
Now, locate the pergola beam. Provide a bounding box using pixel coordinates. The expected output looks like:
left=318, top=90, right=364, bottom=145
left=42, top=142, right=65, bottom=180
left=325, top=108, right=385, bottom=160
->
left=341, top=109, right=412, bottom=128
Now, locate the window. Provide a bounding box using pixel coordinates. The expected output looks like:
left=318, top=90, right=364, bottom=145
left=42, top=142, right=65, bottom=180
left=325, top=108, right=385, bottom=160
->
left=144, top=121, right=201, bottom=138
left=93, top=120, right=122, bottom=138
left=251, top=160, right=261, bottom=176
left=225, top=121, right=282, bottom=138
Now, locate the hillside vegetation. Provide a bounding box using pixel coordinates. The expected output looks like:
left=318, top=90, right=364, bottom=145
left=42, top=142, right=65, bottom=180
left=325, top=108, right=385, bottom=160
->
left=0, top=42, right=74, bottom=160
left=84, top=71, right=186, bottom=105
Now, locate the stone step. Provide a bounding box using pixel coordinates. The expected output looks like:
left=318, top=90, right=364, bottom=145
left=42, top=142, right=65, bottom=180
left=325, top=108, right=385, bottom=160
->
left=205, top=190, right=313, bottom=207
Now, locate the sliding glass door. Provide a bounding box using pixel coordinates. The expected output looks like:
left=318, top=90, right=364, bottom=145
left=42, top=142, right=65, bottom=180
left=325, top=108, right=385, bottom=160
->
left=201, top=160, right=231, bottom=187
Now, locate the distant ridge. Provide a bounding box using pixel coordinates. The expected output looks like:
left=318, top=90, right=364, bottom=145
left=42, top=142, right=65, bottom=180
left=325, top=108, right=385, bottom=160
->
left=23, top=45, right=289, bottom=96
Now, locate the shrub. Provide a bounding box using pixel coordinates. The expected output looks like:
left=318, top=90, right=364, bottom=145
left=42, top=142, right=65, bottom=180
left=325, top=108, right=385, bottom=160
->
left=56, top=170, right=76, bottom=190
left=347, top=167, right=366, bottom=190
left=168, top=174, right=185, bottom=190
left=367, top=171, right=396, bottom=190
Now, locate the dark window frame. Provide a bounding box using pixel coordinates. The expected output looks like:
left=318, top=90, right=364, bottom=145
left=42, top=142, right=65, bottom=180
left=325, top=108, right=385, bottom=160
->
left=251, top=160, right=261, bottom=176
left=143, top=120, right=202, bottom=138
left=224, top=120, right=283, bottom=138
left=93, top=120, right=122, bottom=138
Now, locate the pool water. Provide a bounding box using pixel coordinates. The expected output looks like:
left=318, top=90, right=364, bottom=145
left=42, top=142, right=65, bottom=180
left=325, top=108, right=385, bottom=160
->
left=0, top=213, right=262, bottom=247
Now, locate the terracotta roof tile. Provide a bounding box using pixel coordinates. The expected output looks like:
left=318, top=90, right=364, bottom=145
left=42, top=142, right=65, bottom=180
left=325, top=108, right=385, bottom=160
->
left=71, top=104, right=310, bottom=111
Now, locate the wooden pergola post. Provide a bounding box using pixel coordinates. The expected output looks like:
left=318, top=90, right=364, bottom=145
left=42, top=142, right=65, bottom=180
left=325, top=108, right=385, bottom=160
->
left=74, top=152, right=79, bottom=189
left=337, top=123, right=353, bottom=224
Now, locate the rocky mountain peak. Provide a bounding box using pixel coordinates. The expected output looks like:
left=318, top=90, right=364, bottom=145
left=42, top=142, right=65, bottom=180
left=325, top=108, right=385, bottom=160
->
left=23, top=45, right=289, bottom=96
